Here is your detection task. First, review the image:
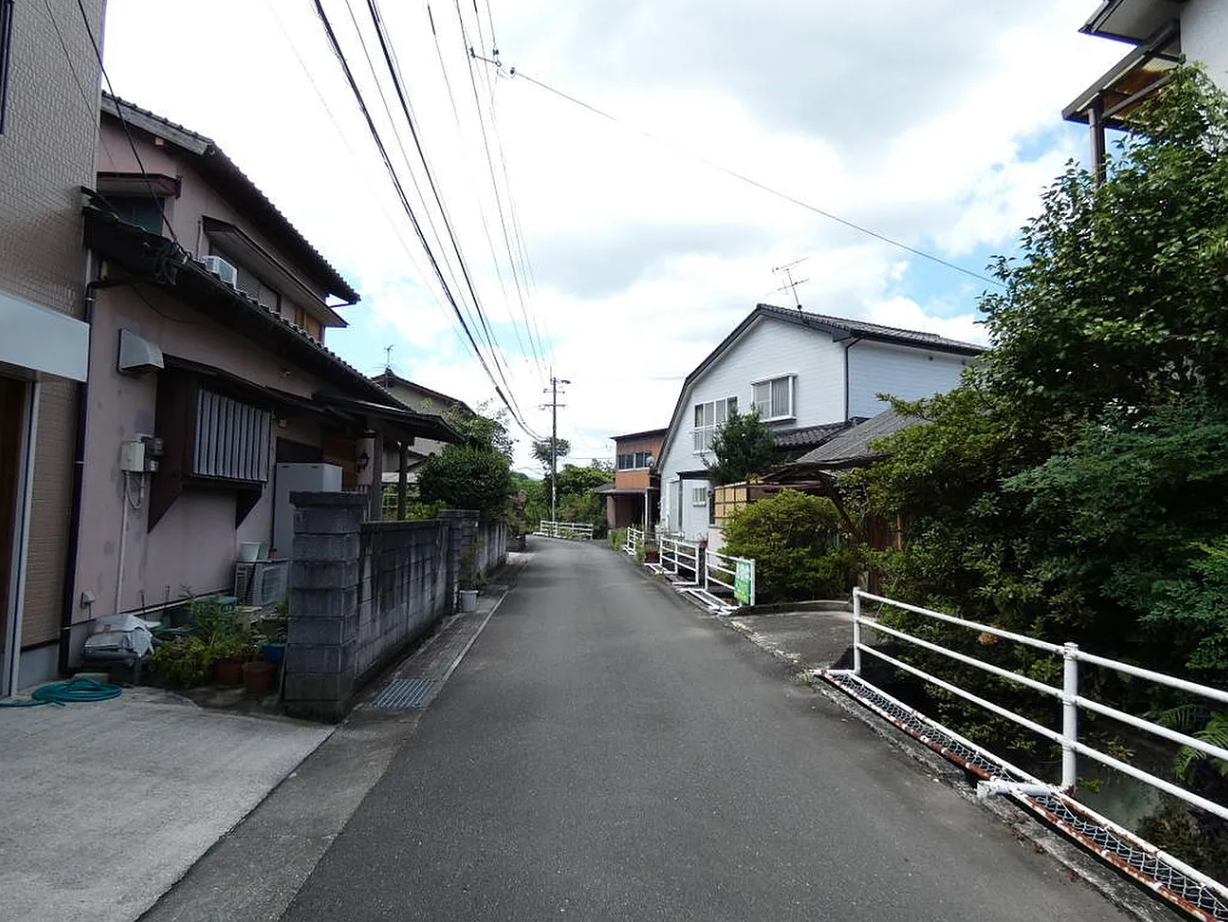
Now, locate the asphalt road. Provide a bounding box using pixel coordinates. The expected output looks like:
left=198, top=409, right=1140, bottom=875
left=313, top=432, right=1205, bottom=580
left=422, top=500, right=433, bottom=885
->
left=280, top=537, right=1130, bottom=922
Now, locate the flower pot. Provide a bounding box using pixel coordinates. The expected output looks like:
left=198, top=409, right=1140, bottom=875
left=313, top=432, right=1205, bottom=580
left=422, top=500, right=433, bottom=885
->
left=242, top=660, right=276, bottom=694
left=458, top=589, right=478, bottom=613
left=215, top=656, right=245, bottom=686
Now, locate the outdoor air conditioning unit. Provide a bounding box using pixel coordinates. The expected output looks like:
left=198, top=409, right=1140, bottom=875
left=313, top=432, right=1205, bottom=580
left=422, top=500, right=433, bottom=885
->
left=234, top=559, right=289, bottom=607
left=203, top=255, right=238, bottom=288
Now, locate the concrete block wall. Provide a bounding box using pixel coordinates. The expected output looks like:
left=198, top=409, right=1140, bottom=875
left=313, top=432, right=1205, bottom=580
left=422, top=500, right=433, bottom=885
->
left=285, top=496, right=508, bottom=721
left=355, top=520, right=448, bottom=679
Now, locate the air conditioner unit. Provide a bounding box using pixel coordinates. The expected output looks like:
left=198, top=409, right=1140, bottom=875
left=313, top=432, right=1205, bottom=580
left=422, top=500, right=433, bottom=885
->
left=234, top=559, right=289, bottom=607
left=203, top=255, right=238, bottom=288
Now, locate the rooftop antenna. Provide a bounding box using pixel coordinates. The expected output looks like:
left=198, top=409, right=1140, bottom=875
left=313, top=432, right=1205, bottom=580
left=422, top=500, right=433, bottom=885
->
left=771, top=257, right=809, bottom=310
left=384, top=344, right=394, bottom=372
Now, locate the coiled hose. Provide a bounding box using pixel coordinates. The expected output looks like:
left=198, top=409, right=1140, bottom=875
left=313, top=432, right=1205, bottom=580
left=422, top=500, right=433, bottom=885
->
left=0, top=677, right=123, bottom=708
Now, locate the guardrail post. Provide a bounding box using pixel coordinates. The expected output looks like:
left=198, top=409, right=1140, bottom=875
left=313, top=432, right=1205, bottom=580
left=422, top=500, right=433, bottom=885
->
left=1061, top=642, right=1079, bottom=793
left=852, top=587, right=862, bottom=675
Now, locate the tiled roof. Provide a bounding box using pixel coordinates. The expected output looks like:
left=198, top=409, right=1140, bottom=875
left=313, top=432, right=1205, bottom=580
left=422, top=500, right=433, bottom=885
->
left=790, top=408, right=923, bottom=468
left=755, top=303, right=984, bottom=354
left=773, top=419, right=862, bottom=450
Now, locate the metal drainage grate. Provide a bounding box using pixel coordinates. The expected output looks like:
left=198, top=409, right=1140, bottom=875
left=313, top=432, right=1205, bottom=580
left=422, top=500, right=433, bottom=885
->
left=823, top=671, right=1228, bottom=922
left=371, top=677, right=437, bottom=710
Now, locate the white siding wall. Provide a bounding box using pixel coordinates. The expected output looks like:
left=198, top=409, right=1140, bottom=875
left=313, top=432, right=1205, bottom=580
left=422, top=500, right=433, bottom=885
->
left=1183, top=0, right=1228, bottom=88
left=657, top=317, right=845, bottom=539
left=846, top=341, right=971, bottom=418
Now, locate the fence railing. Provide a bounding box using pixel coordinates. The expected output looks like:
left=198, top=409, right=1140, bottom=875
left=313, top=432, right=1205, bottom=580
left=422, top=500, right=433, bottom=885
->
left=704, top=549, right=755, bottom=607
left=660, top=535, right=702, bottom=584
left=624, top=526, right=644, bottom=556
left=536, top=520, right=594, bottom=540
left=840, top=587, right=1228, bottom=821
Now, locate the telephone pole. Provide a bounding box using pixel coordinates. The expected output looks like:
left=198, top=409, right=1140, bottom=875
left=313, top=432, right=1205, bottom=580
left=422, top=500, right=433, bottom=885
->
left=541, top=373, right=569, bottom=522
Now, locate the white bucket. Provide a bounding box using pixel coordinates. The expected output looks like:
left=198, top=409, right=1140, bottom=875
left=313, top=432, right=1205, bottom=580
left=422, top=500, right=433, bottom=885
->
left=459, top=589, right=478, bottom=613
left=239, top=541, right=262, bottom=562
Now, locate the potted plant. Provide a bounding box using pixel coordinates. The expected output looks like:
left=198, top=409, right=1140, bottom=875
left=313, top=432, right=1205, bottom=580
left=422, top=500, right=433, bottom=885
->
left=209, top=632, right=253, bottom=686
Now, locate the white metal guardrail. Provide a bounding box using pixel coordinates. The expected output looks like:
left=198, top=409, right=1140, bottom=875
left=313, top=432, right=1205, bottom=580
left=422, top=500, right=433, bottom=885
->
left=624, top=526, right=644, bottom=556
left=659, top=535, right=702, bottom=584
left=823, top=587, right=1228, bottom=917
left=536, top=520, right=594, bottom=540
left=705, top=549, right=755, bottom=607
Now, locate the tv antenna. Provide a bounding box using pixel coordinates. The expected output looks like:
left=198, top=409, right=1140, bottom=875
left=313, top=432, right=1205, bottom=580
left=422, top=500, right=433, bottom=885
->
left=771, top=257, right=809, bottom=310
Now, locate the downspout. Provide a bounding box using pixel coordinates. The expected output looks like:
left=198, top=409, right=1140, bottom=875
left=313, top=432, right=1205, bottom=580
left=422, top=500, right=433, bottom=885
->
left=842, top=337, right=862, bottom=420
left=58, top=270, right=135, bottom=676
left=58, top=277, right=97, bottom=677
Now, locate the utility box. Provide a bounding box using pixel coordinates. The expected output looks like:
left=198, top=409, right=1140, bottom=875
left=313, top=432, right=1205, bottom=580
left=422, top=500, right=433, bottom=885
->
left=272, top=463, right=342, bottom=560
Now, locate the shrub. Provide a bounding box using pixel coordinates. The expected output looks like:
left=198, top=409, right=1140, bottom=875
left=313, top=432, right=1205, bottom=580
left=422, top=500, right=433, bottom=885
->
left=150, top=636, right=211, bottom=688
left=721, top=489, right=858, bottom=603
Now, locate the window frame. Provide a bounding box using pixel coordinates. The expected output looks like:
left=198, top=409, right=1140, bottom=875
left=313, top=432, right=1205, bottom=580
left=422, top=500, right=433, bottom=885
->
left=691, top=395, right=738, bottom=453
left=751, top=374, right=796, bottom=422
left=691, top=485, right=708, bottom=506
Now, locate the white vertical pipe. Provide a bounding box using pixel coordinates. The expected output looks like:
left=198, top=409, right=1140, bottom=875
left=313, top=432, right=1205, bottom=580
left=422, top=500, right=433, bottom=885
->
left=1062, top=642, right=1079, bottom=793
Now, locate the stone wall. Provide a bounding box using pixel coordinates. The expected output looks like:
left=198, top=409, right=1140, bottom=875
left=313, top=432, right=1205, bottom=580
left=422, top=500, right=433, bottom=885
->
left=284, top=495, right=507, bottom=721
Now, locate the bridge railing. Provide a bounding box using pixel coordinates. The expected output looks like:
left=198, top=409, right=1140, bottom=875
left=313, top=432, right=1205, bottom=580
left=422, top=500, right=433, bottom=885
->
left=659, top=535, right=702, bottom=584
left=536, top=520, right=594, bottom=540
left=704, top=549, right=755, bottom=607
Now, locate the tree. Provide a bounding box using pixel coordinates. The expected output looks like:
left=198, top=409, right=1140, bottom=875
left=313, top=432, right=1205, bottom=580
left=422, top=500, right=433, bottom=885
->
left=705, top=409, right=777, bottom=486
left=531, top=437, right=570, bottom=477
left=417, top=405, right=515, bottom=518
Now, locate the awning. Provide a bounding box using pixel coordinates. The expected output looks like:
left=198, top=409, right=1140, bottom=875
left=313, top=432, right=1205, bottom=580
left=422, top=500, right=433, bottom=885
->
left=1063, top=20, right=1181, bottom=129
left=202, top=217, right=348, bottom=327
left=312, top=392, right=463, bottom=444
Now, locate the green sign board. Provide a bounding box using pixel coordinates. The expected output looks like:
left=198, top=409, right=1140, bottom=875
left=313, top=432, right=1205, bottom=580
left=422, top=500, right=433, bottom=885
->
left=734, top=559, right=753, bottom=605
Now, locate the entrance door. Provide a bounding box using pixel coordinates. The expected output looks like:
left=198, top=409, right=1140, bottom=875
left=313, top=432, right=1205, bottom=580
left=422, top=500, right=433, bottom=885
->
left=0, top=375, right=27, bottom=693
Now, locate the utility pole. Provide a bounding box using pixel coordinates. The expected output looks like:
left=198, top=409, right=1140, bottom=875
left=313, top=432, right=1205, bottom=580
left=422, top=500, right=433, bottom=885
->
left=541, top=372, right=569, bottom=522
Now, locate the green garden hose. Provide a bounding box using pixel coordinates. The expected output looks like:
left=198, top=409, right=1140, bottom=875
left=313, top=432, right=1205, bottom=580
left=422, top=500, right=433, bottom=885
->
left=0, top=677, right=123, bottom=708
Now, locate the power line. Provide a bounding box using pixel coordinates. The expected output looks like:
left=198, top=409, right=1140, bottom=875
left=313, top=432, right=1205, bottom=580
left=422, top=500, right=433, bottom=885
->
left=453, top=1, right=547, bottom=376
left=261, top=0, right=476, bottom=364
left=492, top=62, right=1004, bottom=290
left=363, top=0, right=529, bottom=423
left=311, top=0, right=536, bottom=438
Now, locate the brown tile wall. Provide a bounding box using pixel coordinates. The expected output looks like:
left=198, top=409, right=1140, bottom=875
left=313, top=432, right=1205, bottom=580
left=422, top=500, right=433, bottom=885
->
left=0, top=0, right=104, bottom=647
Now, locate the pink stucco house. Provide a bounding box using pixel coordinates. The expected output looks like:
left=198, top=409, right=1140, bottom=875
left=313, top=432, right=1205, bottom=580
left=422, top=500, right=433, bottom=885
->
left=67, top=94, right=457, bottom=668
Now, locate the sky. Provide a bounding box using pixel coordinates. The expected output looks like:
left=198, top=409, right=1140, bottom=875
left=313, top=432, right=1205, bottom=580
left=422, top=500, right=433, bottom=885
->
left=98, top=0, right=1127, bottom=476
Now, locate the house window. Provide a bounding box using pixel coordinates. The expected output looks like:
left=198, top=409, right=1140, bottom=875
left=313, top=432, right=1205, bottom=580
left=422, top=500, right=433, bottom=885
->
left=617, top=451, right=653, bottom=470
left=752, top=375, right=795, bottom=420
left=192, top=389, right=272, bottom=483
left=109, top=196, right=165, bottom=234
left=235, top=264, right=282, bottom=314
left=691, top=485, right=708, bottom=506
left=0, top=0, right=15, bottom=134
left=692, top=396, right=737, bottom=452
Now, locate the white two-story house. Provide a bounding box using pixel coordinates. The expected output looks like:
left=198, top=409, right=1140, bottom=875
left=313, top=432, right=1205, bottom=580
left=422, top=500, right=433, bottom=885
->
left=657, top=304, right=983, bottom=539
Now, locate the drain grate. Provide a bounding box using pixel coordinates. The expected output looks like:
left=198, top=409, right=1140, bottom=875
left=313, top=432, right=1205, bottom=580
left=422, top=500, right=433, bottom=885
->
left=371, top=677, right=437, bottom=710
